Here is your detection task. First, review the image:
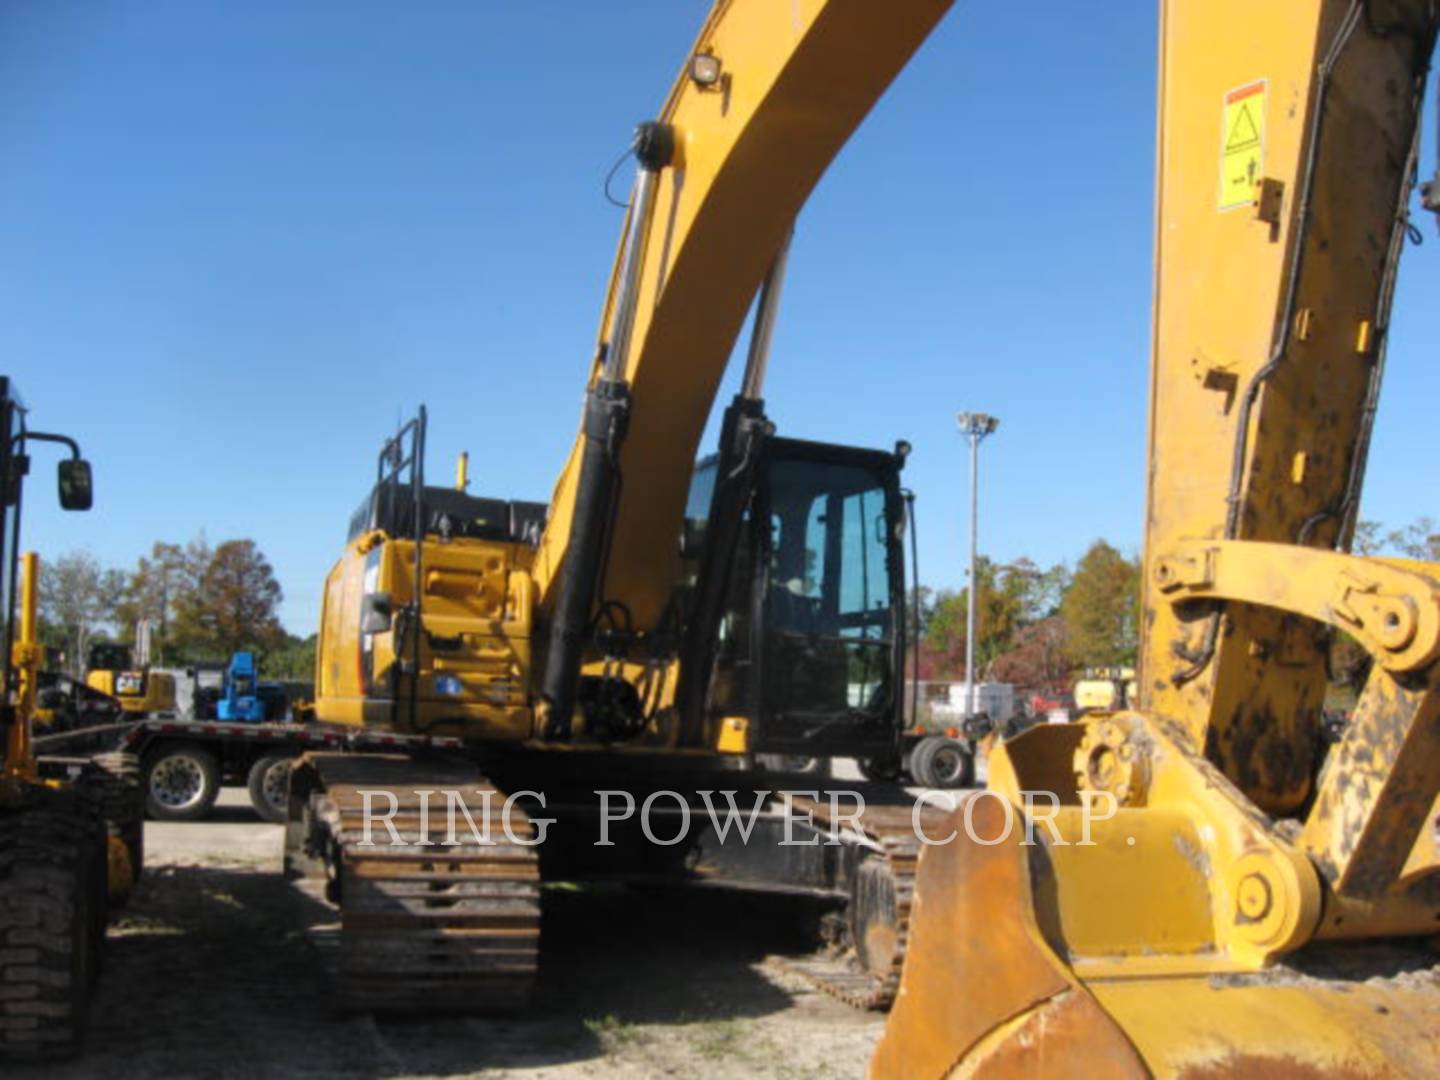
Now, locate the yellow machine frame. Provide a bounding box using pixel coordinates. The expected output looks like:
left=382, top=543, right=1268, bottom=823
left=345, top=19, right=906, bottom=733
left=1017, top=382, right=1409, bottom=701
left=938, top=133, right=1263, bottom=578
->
left=2, top=554, right=43, bottom=791
left=875, top=1, right=1440, bottom=1074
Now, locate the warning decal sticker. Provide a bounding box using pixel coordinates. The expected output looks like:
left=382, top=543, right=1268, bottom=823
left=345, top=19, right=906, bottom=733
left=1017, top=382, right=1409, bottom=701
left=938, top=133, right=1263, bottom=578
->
left=1219, top=80, right=1266, bottom=210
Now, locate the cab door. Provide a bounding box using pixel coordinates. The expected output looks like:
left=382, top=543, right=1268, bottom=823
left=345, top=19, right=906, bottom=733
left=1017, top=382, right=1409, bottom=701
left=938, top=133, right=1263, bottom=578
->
left=745, top=440, right=904, bottom=759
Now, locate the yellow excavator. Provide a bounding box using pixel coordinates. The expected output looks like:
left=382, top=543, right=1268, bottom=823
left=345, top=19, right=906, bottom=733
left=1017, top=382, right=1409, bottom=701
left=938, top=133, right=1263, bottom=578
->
left=291, top=1, right=1440, bottom=1068
left=84, top=622, right=177, bottom=719
left=0, top=378, right=145, bottom=1059
left=295, top=0, right=954, bottom=1016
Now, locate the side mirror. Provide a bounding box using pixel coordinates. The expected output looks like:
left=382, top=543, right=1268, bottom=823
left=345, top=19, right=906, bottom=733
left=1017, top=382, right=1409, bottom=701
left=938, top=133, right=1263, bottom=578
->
left=360, top=592, right=393, bottom=635
left=58, top=459, right=93, bottom=511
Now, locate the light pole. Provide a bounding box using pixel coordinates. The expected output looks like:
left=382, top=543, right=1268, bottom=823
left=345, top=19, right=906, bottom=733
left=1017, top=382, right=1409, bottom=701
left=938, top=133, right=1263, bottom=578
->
left=957, top=411, right=999, bottom=717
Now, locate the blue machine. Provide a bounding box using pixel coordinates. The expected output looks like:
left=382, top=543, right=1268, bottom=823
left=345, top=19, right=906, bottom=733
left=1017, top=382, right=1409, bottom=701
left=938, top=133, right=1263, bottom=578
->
left=216, top=651, right=276, bottom=723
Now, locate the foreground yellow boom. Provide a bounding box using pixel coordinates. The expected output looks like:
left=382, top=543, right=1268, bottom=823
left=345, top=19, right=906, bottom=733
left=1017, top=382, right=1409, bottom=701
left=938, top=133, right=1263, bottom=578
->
left=875, top=0, right=1440, bottom=1074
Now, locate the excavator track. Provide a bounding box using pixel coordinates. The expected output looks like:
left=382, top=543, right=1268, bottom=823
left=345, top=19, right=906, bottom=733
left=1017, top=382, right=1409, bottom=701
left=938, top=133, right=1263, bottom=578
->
left=781, top=798, right=928, bottom=1011
left=295, top=753, right=540, bottom=1015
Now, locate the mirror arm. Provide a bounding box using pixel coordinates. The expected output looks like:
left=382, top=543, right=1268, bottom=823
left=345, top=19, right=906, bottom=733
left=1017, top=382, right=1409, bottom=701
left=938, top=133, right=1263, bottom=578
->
left=15, top=431, right=82, bottom=459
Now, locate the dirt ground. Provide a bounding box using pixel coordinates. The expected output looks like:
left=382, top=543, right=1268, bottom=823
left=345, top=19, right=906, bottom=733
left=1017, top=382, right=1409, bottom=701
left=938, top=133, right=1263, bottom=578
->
left=15, top=789, right=888, bottom=1080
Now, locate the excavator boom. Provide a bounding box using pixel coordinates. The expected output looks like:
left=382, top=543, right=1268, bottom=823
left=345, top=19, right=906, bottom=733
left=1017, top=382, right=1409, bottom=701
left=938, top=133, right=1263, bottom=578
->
left=532, top=0, right=952, bottom=731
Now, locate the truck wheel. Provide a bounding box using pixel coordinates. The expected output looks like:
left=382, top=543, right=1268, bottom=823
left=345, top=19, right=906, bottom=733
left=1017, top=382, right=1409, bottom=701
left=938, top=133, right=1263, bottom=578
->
left=144, top=745, right=220, bottom=822
left=246, top=754, right=293, bottom=824
left=909, top=736, right=974, bottom=789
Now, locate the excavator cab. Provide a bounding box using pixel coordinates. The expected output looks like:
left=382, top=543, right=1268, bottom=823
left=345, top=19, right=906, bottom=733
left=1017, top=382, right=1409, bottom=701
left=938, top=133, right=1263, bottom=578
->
left=683, top=433, right=908, bottom=762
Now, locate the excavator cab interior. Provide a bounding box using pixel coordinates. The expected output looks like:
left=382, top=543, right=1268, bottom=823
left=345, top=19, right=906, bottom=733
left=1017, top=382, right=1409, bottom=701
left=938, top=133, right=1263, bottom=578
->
left=685, top=436, right=906, bottom=760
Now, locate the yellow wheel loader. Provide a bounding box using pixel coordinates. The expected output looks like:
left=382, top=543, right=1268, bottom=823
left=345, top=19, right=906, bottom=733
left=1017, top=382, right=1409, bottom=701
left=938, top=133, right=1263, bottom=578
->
left=0, top=379, right=144, bottom=1060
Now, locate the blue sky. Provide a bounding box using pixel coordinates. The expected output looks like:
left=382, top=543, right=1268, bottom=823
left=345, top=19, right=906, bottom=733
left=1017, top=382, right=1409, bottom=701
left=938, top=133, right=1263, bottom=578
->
left=3, top=2, right=1436, bottom=634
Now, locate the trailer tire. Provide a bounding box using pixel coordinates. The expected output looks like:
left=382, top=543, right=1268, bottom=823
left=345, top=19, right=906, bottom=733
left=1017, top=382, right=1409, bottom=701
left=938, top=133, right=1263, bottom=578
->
left=143, top=745, right=220, bottom=822
left=246, top=753, right=293, bottom=824
left=908, top=736, right=973, bottom=789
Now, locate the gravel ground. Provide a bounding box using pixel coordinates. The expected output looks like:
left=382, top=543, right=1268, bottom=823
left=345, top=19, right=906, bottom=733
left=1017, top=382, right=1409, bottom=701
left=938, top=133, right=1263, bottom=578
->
left=13, top=788, right=889, bottom=1079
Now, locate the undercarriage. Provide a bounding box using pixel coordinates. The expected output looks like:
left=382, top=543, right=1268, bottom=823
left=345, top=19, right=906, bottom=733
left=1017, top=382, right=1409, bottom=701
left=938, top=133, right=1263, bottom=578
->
left=284, top=748, right=940, bottom=1015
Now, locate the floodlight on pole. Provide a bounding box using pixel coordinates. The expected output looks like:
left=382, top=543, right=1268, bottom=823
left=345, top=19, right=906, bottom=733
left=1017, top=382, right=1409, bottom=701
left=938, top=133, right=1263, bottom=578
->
left=957, top=411, right=1000, bottom=718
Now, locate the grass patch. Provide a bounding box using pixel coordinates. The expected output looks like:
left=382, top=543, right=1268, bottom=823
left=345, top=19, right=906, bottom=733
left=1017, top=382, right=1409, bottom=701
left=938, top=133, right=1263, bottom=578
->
left=691, top=1018, right=746, bottom=1061
left=584, top=1013, right=643, bottom=1050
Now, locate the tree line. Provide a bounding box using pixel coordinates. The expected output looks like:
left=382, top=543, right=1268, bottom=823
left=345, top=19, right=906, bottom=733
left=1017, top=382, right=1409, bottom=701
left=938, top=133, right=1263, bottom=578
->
left=36, top=514, right=1435, bottom=691
left=919, top=516, right=1437, bottom=690
left=916, top=540, right=1138, bottom=690
left=37, top=537, right=316, bottom=680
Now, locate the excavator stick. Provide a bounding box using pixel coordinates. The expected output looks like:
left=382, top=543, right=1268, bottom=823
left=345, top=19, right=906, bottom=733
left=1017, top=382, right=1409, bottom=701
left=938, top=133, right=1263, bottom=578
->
left=874, top=0, right=1440, bottom=1072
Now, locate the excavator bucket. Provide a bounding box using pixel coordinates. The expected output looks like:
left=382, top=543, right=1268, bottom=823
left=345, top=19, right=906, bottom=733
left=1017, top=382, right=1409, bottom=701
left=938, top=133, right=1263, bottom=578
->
left=873, top=804, right=1440, bottom=1076
left=864, top=722, right=1440, bottom=1077
left=870, top=792, right=1149, bottom=1078
left=871, top=726, right=1440, bottom=1078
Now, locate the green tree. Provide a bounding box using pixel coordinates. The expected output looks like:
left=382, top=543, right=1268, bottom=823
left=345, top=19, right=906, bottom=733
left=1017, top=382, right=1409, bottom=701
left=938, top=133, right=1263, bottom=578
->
left=1386, top=516, right=1439, bottom=561
left=1060, top=540, right=1140, bottom=669
left=37, top=551, right=125, bottom=675
left=112, top=537, right=211, bottom=662
left=190, top=539, right=286, bottom=657
left=923, top=561, right=1021, bottom=678
left=1350, top=516, right=1436, bottom=560
left=920, top=558, right=1063, bottom=679
left=261, top=633, right=318, bottom=681
left=980, top=562, right=1034, bottom=668
left=990, top=615, right=1068, bottom=690
left=1025, top=561, right=1072, bottom=620
left=1351, top=519, right=1383, bottom=556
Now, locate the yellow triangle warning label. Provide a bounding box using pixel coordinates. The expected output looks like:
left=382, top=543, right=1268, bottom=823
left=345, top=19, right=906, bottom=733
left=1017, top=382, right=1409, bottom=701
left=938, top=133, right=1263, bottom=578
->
left=1220, top=80, right=1266, bottom=210
left=1225, top=103, right=1260, bottom=152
